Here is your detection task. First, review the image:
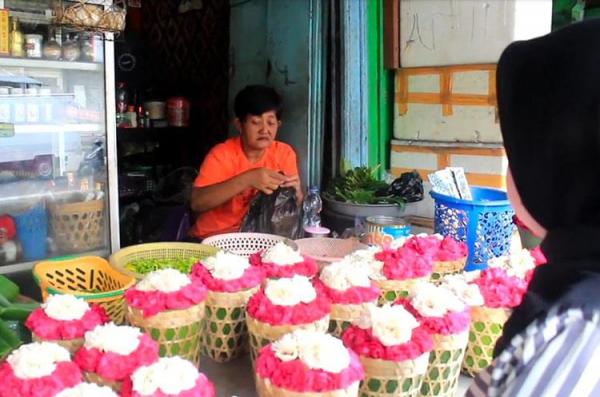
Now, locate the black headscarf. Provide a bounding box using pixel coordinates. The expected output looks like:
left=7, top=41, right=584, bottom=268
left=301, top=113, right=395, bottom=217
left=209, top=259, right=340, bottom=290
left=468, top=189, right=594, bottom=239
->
left=494, top=19, right=600, bottom=356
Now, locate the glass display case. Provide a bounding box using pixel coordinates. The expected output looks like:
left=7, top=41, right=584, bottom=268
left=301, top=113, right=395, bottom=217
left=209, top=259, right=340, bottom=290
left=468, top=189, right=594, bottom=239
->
left=0, top=0, right=118, bottom=274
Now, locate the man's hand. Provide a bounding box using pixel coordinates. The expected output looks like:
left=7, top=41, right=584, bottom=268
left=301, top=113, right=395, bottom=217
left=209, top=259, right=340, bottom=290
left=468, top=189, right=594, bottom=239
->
left=244, top=168, right=287, bottom=195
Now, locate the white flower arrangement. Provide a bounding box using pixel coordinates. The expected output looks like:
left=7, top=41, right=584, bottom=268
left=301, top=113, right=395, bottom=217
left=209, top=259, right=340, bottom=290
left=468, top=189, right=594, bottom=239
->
left=440, top=274, right=484, bottom=307
left=43, top=294, right=90, bottom=322
left=262, top=242, right=304, bottom=266
left=272, top=330, right=351, bottom=373
left=131, top=357, right=200, bottom=396
left=410, top=282, right=466, bottom=318
left=487, top=249, right=536, bottom=279
left=264, top=275, right=317, bottom=306
left=319, top=260, right=371, bottom=291
left=344, top=247, right=386, bottom=280
left=355, top=304, right=420, bottom=346
left=7, top=342, right=71, bottom=379
left=202, top=251, right=250, bottom=280
left=136, top=268, right=191, bottom=293
left=83, top=323, right=141, bottom=355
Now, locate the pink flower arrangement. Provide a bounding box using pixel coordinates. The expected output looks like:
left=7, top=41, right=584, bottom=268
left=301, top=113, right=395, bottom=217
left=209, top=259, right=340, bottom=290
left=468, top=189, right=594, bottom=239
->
left=121, top=373, right=216, bottom=397
left=191, top=263, right=264, bottom=293
left=403, top=235, right=442, bottom=257
left=124, top=280, right=208, bottom=317
left=25, top=305, right=108, bottom=340
left=342, top=325, right=433, bottom=362
left=256, top=345, right=364, bottom=393
left=250, top=252, right=319, bottom=279
left=474, top=267, right=528, bottom=309
left=246, top=289, right=331, bottom=326
left=0, top=361, right=82, bottom=397
left=398, top=299, right=471, bottom=336
left=434, top=237, right=468, bottom=262
left=74, top=334, right=159, bottom=382
left=375, top=248, right=433, bottom=280
left=314, top=280, right=379, bottom=305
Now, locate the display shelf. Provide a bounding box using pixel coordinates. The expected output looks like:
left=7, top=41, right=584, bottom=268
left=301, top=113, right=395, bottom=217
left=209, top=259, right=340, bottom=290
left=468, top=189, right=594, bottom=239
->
left=13, top=123, right=104, bottom=134
left=0, top=248, right=110, bottom=275
left=0, top=57, right=103, bottom=72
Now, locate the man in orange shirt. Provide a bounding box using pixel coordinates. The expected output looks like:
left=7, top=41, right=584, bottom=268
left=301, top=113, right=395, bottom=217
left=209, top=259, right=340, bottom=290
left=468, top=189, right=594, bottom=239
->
left=189, top=85, right=302, bottom=239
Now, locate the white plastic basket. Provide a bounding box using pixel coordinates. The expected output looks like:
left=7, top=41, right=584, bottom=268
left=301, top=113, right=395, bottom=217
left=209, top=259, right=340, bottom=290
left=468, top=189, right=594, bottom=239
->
left=295, top=238, right=367, bottom=268
left=202, top=233, right=298, bottom=257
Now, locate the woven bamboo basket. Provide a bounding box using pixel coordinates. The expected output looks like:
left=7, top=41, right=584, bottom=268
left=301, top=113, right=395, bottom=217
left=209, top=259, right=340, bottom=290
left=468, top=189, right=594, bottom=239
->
left=256, top=375, right=360, bottom=397
left=33, top=256, right=135, bottom=324
left=109, top=242, right=218, bottom=280
left=375, top=278, right=429, bottom=304
left=84, top=371, right=123, bottom=393
left=420, top=331, right=469, bottom=397
left=462, top=306, right=511, bottom=377
left=246, top=314, right=330, bottom=364
left=359, top=353, right=429, bottom=397
left=430, top=259, right=466, bottom=283
left=54, top=0, right=126, bottom=33
left=201, top=287, right=258, bottom=362
left=48, top=199, right=104, bottom=253
left=329, top=303, right=366, bottom=338
left=126, top=302, right=205, bottom=365
left=32, top=334, right=84, bottom=356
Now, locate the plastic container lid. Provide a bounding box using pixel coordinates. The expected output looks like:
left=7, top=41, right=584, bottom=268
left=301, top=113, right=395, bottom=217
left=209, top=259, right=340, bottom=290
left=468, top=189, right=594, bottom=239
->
left=304, top=226, right=330, bottom=235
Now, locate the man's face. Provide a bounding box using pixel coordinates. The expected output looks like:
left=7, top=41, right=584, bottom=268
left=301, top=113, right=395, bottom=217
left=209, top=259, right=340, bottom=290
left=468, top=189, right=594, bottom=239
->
left=238, top=110, right=280, bottom=151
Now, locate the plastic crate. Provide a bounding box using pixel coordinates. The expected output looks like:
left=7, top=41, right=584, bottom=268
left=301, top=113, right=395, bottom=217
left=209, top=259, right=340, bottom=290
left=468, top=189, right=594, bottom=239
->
left=13, top=203, right=48, bottom=261
left=431, top=187, right=515, bottom=271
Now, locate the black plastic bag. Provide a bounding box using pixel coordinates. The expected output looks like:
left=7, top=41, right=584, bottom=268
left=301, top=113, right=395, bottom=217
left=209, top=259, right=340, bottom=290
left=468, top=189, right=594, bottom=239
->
left=388, top=170, right=424, bottom=202
left=240, top=187, right=303, bottom=239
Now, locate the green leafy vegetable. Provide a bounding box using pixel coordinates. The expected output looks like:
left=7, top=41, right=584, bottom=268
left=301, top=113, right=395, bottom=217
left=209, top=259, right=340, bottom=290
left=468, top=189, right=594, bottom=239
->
left=325, top=164, right=405, bottom=207
left=126, top=256, right=204, bottom=275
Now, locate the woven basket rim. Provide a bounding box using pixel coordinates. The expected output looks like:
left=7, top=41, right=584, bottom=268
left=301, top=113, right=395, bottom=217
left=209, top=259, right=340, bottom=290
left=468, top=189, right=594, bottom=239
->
left=109, top=242, right=219, bottom=279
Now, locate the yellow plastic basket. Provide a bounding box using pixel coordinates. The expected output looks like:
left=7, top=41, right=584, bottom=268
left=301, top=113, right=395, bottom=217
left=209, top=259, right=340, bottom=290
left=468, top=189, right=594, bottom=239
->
left=109, top=242, right=219, bottom=279
left=33, top=256, right=135, bottom=324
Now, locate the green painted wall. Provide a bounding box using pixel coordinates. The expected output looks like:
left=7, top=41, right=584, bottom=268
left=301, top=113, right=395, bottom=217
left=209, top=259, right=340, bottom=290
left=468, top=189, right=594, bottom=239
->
left=367, top=0, right=393, bottom=175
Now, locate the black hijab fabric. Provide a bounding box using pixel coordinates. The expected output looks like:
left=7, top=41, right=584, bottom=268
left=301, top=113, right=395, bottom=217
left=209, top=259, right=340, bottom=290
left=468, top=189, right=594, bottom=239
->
left=494, top=19, right=600, bottom=356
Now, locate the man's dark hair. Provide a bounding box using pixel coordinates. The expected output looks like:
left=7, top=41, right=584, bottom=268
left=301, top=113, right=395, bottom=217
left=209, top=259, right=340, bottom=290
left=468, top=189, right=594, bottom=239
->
left=233, top=85, right=283, bottom=121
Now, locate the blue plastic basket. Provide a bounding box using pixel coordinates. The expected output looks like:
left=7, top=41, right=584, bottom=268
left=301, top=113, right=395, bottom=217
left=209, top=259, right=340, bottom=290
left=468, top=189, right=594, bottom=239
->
left=431, top=187, right=515, bottom=271
left=13, top=204, right=48, bottom=261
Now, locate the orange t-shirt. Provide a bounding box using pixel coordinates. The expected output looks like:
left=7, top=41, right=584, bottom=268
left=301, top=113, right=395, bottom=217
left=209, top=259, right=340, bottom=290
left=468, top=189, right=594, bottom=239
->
left=191, top=136, right=299, bottom=239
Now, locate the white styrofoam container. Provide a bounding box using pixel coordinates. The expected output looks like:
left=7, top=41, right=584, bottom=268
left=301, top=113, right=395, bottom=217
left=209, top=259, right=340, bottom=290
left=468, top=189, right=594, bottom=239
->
left=400, top=0, right=552, bottom=67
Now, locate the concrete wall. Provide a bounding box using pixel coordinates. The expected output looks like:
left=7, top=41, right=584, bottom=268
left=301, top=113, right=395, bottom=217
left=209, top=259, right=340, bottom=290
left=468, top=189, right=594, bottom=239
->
left=399, top=0, right=553, bottom=67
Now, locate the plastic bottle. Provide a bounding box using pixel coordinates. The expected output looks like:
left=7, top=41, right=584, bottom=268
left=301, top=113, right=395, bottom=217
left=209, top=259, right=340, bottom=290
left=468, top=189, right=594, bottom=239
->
left=302, top=186, right=323, bottom=228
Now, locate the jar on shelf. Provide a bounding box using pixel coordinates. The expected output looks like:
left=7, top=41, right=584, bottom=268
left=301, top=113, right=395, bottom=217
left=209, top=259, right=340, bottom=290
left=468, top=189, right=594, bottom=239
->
left=24, top=34, right=43, bottom=58
left=62, top=34, right=81, bottom=62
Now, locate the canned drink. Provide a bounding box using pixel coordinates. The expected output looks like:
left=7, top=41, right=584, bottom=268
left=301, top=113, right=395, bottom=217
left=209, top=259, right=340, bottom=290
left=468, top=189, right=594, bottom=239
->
left=362, top=216, right=411, bottom=247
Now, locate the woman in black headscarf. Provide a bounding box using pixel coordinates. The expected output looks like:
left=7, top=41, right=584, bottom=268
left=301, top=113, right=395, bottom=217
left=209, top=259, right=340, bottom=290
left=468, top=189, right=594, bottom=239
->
left=467, top=19, right=600, bottom=396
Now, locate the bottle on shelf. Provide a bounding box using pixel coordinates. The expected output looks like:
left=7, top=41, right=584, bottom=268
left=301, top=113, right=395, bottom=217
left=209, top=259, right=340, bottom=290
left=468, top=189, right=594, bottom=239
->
left=10, top=17, right=24, bottom=57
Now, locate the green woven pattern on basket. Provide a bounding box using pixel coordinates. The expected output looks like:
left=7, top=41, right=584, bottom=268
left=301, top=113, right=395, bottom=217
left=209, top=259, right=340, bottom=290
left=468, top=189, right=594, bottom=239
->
left=329, top=319, right=352, bottom=338
left=200, top=304, right=247, bottom=363
left=462, top=320, right=504, bottom=377
left=421, top=348, right=465, bottom=397
left=249, top=332, right=272, bottom=363
left=378, top=289, right=409, bottom=305
left=140, top=321, right=202, bottom=364
left=359, top=375, right=424, bottom=397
